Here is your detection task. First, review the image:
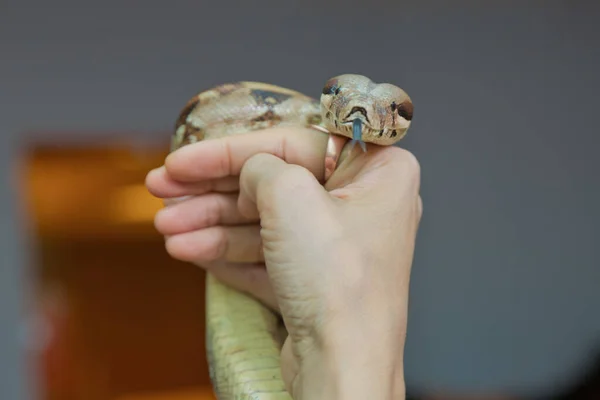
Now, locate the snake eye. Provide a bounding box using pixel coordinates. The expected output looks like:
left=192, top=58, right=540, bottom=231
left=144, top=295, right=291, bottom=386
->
left=322, top=78, right=340, bottom=95
left=396, top=101, right=413, bottom=121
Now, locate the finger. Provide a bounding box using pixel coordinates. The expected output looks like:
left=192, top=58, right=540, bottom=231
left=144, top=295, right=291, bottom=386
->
left=145, top=166, right=239, bottom=198
left=328, top=145, right=422, bottom=204
left=164, top=126, right=329, bottom=182
left=238, top=153, right=332, bottom=226
left=155, top=193, right=257, bottom=235
left=165, top=225, right=263, bottom=263
left=202, top=261, right=278, bottom=311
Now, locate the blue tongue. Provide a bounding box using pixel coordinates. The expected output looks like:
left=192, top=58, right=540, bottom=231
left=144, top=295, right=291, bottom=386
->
left=349, top=118, right=367, bottom=152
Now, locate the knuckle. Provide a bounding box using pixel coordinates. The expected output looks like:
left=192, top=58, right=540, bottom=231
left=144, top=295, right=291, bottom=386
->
left=242, top=265, right=267, bottom=285
left=398, top=148, right=421, bottom=176
left=208, top=194, right=226, bottom=225
left=219, top=140, right=235, bottom=177
left=209, top=227, right=229, bottom=261
left=388, top=147, right=421, bottom=188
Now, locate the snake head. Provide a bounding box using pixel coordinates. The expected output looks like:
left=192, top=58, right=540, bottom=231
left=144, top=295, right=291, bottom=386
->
left=320, top=74, right=413, bottom=147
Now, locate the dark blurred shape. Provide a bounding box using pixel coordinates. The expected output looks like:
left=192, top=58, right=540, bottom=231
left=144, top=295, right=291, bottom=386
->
left=548, top=349, right=600, bottom=400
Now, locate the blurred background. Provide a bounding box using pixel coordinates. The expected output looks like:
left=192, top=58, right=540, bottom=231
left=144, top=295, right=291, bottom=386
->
left=1, top=0, right=599, bottom=399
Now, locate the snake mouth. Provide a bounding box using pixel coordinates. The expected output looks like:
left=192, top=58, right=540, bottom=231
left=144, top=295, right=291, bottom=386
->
left=345, top=106, right=370, bottom=123
left=340, top=118, right=373, bottom=133
left=324, top=105, right=372, bottom=128
left=340, top=106, right=371, bottom=127
left=341, top=118, right=368, bottom=125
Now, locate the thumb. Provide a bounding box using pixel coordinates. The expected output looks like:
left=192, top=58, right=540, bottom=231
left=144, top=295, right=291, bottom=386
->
left=238, top=153, right=334, bottom=227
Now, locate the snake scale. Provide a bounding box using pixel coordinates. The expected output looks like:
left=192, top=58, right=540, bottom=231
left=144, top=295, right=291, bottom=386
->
left=169, top=74, right=413, bottom=399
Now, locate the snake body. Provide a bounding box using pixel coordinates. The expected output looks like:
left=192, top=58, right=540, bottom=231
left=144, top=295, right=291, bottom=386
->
left=170, top=74, right=413, bottom=399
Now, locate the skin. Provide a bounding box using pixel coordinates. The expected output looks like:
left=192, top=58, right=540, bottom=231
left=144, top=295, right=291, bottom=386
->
left=145, top=126, right=422, bottom=400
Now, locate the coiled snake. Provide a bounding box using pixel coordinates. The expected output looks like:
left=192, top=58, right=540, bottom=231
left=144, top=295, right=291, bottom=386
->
left=170, top=74, right=413, bottom=399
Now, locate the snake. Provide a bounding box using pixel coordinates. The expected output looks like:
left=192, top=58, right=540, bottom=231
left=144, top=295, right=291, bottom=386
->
left=169, top=74, right=413, bottom=399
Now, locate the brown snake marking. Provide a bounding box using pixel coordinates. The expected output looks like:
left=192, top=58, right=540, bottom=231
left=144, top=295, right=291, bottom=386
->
left=172, top=74, right=413, bottom=153
left=168, top=74, right=413, bottom=400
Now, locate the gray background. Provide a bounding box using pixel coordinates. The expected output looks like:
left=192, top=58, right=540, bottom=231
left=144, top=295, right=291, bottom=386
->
left=2, top=0, right=599, bottom=398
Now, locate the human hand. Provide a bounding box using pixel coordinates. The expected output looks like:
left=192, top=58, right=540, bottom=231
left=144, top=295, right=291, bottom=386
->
left=145, top=126, right=422, bottom=399
left=146, top=127, right=331, bottom=311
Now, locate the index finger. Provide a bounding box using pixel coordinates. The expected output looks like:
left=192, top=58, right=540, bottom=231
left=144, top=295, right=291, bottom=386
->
left=164, top=126, right=329, bottom=182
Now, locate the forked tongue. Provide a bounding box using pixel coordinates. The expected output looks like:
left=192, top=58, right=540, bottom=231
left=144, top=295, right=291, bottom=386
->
left=347, top=118, right=367, bottom=153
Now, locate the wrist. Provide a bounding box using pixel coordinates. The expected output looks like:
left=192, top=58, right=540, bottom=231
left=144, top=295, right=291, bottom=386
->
left=292, top=323, right=406, bottom=400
